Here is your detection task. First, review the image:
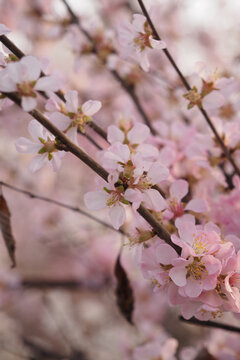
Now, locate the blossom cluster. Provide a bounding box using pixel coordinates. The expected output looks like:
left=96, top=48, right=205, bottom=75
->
left=140, top=218, right=240, bottom=320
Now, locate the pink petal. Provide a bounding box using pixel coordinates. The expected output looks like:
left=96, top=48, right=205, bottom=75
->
left=169, top=266, right=187, bottom=286
left=148, top=162, right=169, bottom=184
left=28, top=154, right=48, bottom=173
left=127, top=123, right=150, bottom=144
left=124, top=188, right=142, bottom=211
left=0, top=68, right=17, bottom=92
left=51, top=153, right=62, bottom=171
left=185, top=199, right=207, bottom=213
left=66, top=127, right=78, bottom=144
left=15, top=137, right=41, bottom=154
left=35, top=75, right=61, bottom=92
left=225, top=235, right=240, bottom=252
left=0, top=23, right=11, bottom=36
left=204, top=222, right=221, bottom=235
left=177, top=220, right=196, bottom=245
left=21, top=96, right=37, bottom=112
left=109, top=203, right=126, bottom=229
left=150, top=38, right=166, bottom=50
left=139, top=50, right=150, bottom=72
left=185, top=279, right=203, bottom=298
left=180, top=302, right=201, bottom=320
left=28, top=120, right=44, bottom=141
left=132, top=14, right=146, bottom=32
left=143, top=189, right=167, bottom=212
left=202, top=91, right=225, bottom=110
left=82, top=100, right=102, bottom=116
left=170, top=179, right=188, bottom=201
left=107, top=125, right=124, bottom=144
left=49, top=112, right=70, bottom=131
left=65, top=90, right=79, bottom=113
left=84, top=191, right=108, bottom=211
left=156, top=244, right=178, bottom=265
left=20, top=56, right=41, bottom=82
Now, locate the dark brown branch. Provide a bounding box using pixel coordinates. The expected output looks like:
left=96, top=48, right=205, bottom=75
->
left=0, top=34, right=107, bottom=145
left=22, top=279, right=110, bottom=291
left=179, top=315, right=240, bottom=334
left=4, top=92, right=180, bottom=254
left=137, top=0, right=240, bottom=178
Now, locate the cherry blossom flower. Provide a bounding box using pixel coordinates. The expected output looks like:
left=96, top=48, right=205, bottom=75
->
left=0, top=55, right=61, bottom=111
left=118, top=14, right=166, bottom=71
left=15, top=120, right=64, bottom=172
left=84, top=180, right=128, bottom=230
left=107, top=123, right=158, bottom=161
left=49, top=90, right=101, bottom=143
left=183, top=63, right=226, bottom=111
left=163, top=179, right=208, bottom=220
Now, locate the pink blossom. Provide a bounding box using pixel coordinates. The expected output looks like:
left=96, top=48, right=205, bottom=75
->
left=0, top=56, right=61, bottom=111
left=50, top=91, right=101, bottom=143
left=15, top=120, right=64, bottom=172
left=163, top=179, right=207, bottom=220
left=84, top=182, right=127, bottom=230
left=118, top=14, right=166, bottom=71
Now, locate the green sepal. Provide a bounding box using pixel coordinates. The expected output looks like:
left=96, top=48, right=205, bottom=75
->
left=38, top=147, right=47, bottom=154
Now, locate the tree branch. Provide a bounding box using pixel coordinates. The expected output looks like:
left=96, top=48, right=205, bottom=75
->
left=137, top=0, right=240, bottom=178
left=3, top=92, right=181, bottom=254
left=179, top=315, right=240, bottom=334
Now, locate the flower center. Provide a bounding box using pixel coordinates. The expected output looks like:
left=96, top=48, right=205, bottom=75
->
left=17, top=81, right=36, bottom=97
left=186, top=258, right=207, bottom=281
left=169, top=198, right=184, bottom=218
left=134, top=32, right=151, bottom=51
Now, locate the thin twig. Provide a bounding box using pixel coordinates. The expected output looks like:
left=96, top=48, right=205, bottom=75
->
left=0, top=181, right=125, bottom=235
left=179, top=316, right=240, bottom=334
left=137, top=0, right=240, bottom=178
left=61, top=0, right=156, bottom=135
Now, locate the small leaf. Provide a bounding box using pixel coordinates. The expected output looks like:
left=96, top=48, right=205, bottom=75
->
left=114, top=253, right=134, bottom=324
left=0, top=187, right=16, bottom=267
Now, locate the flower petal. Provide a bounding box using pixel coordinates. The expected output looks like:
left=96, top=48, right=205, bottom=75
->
left=109, top=203, right=126, bottom=229
left=82, top=100, right=102, bottom=116
left=0, top=23, right=11, bottom=36
left=65, top=90, right=79, bottom=113
left=49, top=112, right=70, bottom=131
left=84, top=191, right=108, bottom=211
left=28, top=154, right=48, bottom=172
left=156, top=244, right=178, bottom=265
left=28, top=120, right=44, bottom=141
left=107, top=125, right=124, bottom=144
left=148, top=162, right=169, bottom=184
left=142, top=188, right=167, bottom=212
left=150, top=38, right=166, bottom=50
left=185, top=199, right=208, bottom=213
left=20, top=56, right=41, bottom=82
left=169, top=266, right=187, bottom=286
left=21, top=96, right=37, bottom=112
left=127, top=123, right=150, bottom=144
left=170, top=179, right=188, bottom=201
left=35, top=75, right=61, bottom=92
left=15, top=137, right=41, bottom=154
